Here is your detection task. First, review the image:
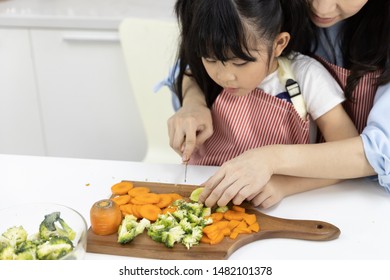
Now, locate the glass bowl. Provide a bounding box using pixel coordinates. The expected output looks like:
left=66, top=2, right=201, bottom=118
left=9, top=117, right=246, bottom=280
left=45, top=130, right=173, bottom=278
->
left=0, top=203, right=87, bottom=260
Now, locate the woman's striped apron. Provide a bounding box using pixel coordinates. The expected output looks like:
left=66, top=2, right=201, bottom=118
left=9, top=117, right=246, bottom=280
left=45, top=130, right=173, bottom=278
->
left=316, top=56, right=380, bottom=134
left=189, top=88, right=310, bottom=166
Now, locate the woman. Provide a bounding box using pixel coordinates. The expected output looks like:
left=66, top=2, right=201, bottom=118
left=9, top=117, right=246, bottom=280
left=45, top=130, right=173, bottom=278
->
left=167, top=0, right=390, bottom=208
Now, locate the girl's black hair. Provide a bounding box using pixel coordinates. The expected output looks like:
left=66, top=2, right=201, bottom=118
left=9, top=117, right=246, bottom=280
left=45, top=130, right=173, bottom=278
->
left=311, top=0, right=390, bottom=100
left=174, top=0, right=314, bottom=108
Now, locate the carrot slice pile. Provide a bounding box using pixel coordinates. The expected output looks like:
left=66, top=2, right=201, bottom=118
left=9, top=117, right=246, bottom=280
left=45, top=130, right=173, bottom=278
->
left=201, top=206, right=260, bottom=244
left=111, top=184, right=183, bottom=221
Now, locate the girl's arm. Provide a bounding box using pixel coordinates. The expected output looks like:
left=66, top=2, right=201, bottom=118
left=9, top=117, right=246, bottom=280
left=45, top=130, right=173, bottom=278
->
left=167, top=75, right=213, bottom=161
left=315, top=104, right=358, bottom=142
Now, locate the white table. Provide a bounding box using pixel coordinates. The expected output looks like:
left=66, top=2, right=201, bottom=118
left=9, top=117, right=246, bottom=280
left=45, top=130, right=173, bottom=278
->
left=1, top=153, right=390, bottom=260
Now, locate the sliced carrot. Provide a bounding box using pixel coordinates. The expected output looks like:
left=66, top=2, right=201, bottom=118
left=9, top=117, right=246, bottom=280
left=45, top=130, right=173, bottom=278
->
left=248, top=222, right=260, bottom=232
left=221, top=227, right=231, bottom=236
left=133, top=193, right=160, bottom=204
left=232, top=227, right=252, bottom=234
left=168, top=193, right=183, bottom=202
left=229, top=230, right=239, bottom=240
left=111, top=194, right=131, bottom=206
left=111, top=181, right=134, bottom=195
left=232, top=205, right=246, bottom=213
left=155, top=194, right=172, bottom=208
left=202, top=224, right=219, bottom=235
left=130, top=197, right=150, bottom=205
left=131, top=204, right=142, bottom=219
left=200, top=235, right=212, bottom=244
left=227, top=220, right=241, bottom=230
left=209, top=232, right=225, bottom=245
left=224, top=210, right=245, bottom=221
left=214, top=221, right=229, bottom=230
left=205, top=229, right=221, bottom=241
left=243, top=213, right=257, bottom=225
left=139, top=204, right=162, bottom=221
left=128, top=187, right=150, bottom=197
left=119, top=203, right=134, bottom=215
left=236, top=220, right=248, bottom=229
left=210, top=212, right=224, bottom=222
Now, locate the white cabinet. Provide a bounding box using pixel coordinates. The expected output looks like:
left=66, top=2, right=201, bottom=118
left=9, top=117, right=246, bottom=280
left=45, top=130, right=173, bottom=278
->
left=0, top=28, right=147, bottom=161
left=0, top=28, right=46, bottom=156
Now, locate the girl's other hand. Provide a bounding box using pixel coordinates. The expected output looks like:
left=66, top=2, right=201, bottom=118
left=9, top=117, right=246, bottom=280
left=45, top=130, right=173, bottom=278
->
left=167, top=103, right=213, bottom=161
left=198, top=148, right=275, bottom=207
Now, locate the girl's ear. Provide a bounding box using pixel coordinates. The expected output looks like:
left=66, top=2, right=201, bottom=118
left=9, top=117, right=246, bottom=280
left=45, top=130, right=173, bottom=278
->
left=273, top=32, right=290, bottom=57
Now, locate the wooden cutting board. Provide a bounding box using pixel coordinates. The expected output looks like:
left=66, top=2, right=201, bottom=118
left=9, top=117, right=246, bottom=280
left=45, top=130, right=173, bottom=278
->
left=86, top=181, right=340, bottom=260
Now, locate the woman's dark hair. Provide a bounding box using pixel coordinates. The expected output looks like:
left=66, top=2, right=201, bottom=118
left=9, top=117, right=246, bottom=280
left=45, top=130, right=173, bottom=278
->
left=173, top=0, right=314, bottom=107
left=311, top=0, right=390, bottom=100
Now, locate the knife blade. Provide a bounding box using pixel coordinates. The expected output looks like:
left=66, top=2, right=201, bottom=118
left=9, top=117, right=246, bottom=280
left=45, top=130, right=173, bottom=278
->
left=184, top=161, right=188, bottom=183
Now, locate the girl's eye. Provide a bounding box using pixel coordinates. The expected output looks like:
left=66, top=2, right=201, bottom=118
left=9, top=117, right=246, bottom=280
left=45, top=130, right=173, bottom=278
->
left=233, top=61, right=249, bottom=66
left=204, top=58, right=217, bottom=63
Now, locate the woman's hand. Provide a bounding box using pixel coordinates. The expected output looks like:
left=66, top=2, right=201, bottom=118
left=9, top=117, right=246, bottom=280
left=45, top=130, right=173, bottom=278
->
left=198, top=147, right=276, bottom=207
left=168, top=104, right=213, bottom=161
left=167, top=76, right=213, bottom=161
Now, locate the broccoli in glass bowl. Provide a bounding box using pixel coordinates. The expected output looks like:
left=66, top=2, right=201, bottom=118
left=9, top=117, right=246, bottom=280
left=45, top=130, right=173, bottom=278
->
left=0, top=203, right=87, bottom=260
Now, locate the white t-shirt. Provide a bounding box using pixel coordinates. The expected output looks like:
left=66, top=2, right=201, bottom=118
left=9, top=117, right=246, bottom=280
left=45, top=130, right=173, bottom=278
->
left=259, top=53, right=345, bottom=121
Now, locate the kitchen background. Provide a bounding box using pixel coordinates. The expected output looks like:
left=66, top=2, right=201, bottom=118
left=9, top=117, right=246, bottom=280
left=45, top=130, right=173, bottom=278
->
left=0, top=0, right=176, bottom=161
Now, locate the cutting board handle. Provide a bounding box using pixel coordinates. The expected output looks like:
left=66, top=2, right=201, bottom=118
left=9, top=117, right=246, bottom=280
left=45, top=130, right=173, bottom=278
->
left=253, top=211, right=341, bottom=241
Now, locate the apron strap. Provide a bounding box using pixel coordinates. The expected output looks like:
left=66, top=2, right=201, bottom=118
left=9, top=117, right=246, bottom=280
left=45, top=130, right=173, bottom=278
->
left=277, top=57, right=307, bottom=119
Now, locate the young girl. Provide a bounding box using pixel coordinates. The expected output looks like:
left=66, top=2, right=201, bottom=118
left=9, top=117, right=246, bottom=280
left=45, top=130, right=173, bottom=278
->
left=171, top=0, right=357, bottom=171
left=168, top=0, right=390, bottom=208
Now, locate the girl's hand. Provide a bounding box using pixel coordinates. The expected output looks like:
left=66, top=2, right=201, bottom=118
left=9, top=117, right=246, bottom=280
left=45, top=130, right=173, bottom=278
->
left=198, top=148, right=275, bottom=207
left=167, top=102, right=213, bottom=161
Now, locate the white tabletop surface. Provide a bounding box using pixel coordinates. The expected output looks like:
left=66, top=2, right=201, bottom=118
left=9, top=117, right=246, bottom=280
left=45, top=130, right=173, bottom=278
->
left=1, top=153, right=390, bottom=260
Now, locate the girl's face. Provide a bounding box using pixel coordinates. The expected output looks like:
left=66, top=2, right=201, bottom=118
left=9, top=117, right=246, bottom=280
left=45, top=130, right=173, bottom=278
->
left=201, top=33, right=289, bottom=97
left=201, top=49, right=276, bottom=97
left=308, top=0, right=368, bottom=27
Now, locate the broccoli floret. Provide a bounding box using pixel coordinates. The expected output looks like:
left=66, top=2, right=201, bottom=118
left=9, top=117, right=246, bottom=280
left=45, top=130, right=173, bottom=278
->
left=14, top=240, right=37, bottom=260
left=117, top=215, right=150, bottom=244
left=172, top=209, right=187, bottom=221
left=181, top=226, right=203, bottom=249
left=179, top=218, right=193, bottom=233
left=0, top=241, right=15, bottom=260
left=136, top=218, right=151, bottom=234
left=39, top=212, right=76, bottom=241
left=36, top=236, right=74, bottom=260
left=147, top=213, right=180, bottom=243
left=201, top=207, right=211, bottom=217
left=162, top=226, right=185, bottom=248
left=147, top=200, right=211, bottom=249
left=187, top=213, right=202, bottom=224
left=2, top=226, right=28, bottom=248
left=185, top=202, right=204, bottom=216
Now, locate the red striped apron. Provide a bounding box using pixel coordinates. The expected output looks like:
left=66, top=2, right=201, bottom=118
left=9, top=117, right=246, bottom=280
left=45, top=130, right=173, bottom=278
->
left=189, top=88, right=310, bottom=166
left=315, top=56, right=381, bottom=134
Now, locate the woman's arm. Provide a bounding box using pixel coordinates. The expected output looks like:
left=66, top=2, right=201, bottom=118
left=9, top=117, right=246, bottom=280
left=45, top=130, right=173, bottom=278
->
left=248, top=175, right=342, bottom=209
left=167, top=75, right=213, bottom=161
left=360, top=84, right=390, bottom=190
left=270, top=137, right=375, bottom=179
left=199, top=136, right=373, bottom=207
